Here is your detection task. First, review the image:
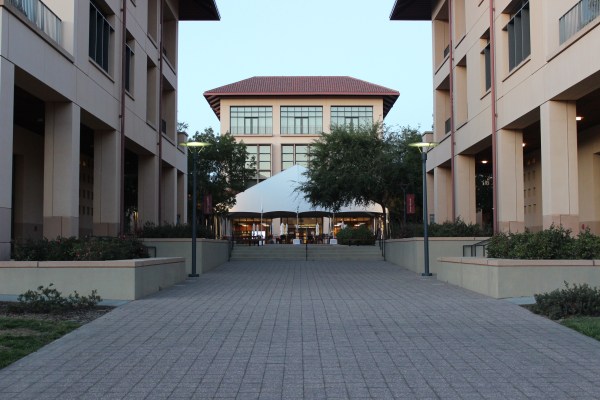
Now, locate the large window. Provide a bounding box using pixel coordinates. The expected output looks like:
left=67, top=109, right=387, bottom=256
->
left=330, top=106, right=373, bottom=127
left=89, top=1, right=114, bottom=73
left=125, top=40, right=134, bottom=93
left=505, top=1, right=530, bottom=72
left=246, top=145, right=271, bottom=181
left=281, top=107, right=322, bottom=134
left=282, top=144, right=311, bottom=170
left=230, top=107, right=272, bottom=135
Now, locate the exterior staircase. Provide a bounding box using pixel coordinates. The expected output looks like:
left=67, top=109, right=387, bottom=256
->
left=229, top=244, right=384, bottom=261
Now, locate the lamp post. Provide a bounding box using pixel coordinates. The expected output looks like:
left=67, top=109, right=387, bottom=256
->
left=409, top=139, right=438, bottom=277
left=180, top=140, right=210, bottom=277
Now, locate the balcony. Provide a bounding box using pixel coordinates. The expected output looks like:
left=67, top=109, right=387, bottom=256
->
left=8, top=0, right=62, bottom=46
left=559, top=0, right=600, bottom=44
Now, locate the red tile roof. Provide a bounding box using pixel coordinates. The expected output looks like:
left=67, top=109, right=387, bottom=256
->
left=204, top=76, right=400, bottom=119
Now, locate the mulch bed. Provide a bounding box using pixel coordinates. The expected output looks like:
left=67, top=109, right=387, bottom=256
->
left=0, top=302, right=114, bottom=324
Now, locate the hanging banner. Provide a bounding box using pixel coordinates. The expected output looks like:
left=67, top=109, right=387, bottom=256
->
left=406, top=194, right=416, bottom=214
left=203, top=194, right=212, bottom=215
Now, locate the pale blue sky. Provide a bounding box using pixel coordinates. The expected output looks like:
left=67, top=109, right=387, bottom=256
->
left=178, top=0, right=432, bottom=134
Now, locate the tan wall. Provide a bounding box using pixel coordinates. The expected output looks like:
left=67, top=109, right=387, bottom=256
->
left=385, top=237, right=489, bottom=274
left=438, top=257, right=600, bottom=299
left=142, top=238, right=229, bottom=275
left=0, top=258, right=186, bottom=300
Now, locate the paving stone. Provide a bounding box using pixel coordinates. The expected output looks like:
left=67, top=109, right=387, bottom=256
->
left=1, top=260, right=600, bottom=399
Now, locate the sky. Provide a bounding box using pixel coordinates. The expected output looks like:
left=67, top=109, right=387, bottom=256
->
left=177, top=0, right=433, bottom=135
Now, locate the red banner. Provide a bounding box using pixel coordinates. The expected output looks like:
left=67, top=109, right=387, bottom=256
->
left=406, top=194, right=416, bottom=214
left=203, top=194, right=212, bottom=215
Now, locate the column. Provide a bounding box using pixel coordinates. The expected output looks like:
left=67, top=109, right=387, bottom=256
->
left=497, top=129, right=525, bottom=232
left=177, top=171, right=186, bottom=225
left=454, top=154, right=477, bottom=224
left=540, top=101, right=579, bottom=232
left=161, top=164, right=177, bottom=224
left=138, top=155, right=159, bottom=225
left=93, top=130, right=120, bottom=236
left=433, top=166, right=452, bottom=223
left=43, top=102, right=80, bottom=238
left=0, top=60, right=15, bottom=260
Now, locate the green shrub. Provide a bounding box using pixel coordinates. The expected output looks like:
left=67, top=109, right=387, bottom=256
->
left=532, top=282, right=600, bottom=320
left=8, top=284, right=102, bottom=314
left=486, top=226, right=600, bottom=260
left=136, top=222, right=213, bottom=238
left=337, top=225, right=376, bottom=245
left=390, top=218, right=490, bottom=239
left=13, top=236, right=148, bottom=261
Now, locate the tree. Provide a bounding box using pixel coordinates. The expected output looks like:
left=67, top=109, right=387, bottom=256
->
left=299, top=123, right=423, bottom=237
left=185, top=127, right=255, bottom=216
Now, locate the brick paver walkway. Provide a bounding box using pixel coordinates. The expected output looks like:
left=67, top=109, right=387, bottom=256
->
left=1, top=260, right=600, bottom=399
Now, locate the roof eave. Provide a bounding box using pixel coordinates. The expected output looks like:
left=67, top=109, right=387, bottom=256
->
left=390, top=0, right=432, bottom=21
left=179, top=0, right=221, bottom=21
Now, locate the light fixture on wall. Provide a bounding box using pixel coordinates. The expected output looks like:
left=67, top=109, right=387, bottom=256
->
left=481, top=160, right=489, bottom=164
left=576, top=116, right=583, bottom=121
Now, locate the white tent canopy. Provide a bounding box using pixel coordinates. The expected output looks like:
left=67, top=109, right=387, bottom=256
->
left=229, top=165, right=382, bottom=216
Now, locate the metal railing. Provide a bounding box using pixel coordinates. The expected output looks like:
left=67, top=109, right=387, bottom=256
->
left=559, top=0, right=600, bottom=44
left=8, top=0, right=62, bottom=46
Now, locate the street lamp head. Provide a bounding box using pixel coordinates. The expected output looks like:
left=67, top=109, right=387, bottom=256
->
left=180, top=141, right=211, bottom=148
left=409, top=141, right=438, bottom=153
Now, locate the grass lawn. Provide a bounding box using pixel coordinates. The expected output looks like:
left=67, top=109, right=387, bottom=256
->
left=0, top=318, right=80, bottom=369
left=561, top=317, right=600, bottom=341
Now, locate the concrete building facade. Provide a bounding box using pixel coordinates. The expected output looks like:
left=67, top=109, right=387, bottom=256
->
left=391, top=0, right=600, bottom=234
left=204, top=76, right=399, bottom=183
left=0, top=0, right=219, bottom=260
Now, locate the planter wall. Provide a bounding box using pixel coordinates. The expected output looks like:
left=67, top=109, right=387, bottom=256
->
left=0, top=258, right=185, bottom=300
left=142, top=238, right=229, bottom=275
left=438, top=257, right=600, bottom=298
left=385, top=237, right=489, bottom=274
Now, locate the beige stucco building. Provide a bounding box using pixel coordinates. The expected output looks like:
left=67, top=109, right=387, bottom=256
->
left=0, top=0, right=219, bottom=260
left=204, top=76, right=399, bottom=240
left=391, top=0, right=600, bottom=234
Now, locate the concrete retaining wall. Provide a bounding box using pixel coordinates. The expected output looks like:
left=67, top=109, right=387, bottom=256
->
left=0, top=258, right=186, bottom=300
left=385, top=237, right=489, bottom=274
left=438, top=257, right=600, bottom=298
left=142, top=238, right=229, bottom=275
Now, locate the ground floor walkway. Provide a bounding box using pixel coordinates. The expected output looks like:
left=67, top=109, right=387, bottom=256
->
left=1, top=261, right=599, bottom=399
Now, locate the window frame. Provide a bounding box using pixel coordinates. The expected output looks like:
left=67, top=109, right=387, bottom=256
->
left=281, top=144, right=311, bottom=170
left=89, top=1, right=114, bottom=74
left=330, top=106, right=373, bottom=128
left=230, top=107, right=273, bottom=135
left=504, top=0, right=530, bottom=72
left=280, top=106, right=323, bottom=135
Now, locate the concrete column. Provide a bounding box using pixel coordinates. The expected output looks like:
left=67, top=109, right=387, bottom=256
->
left=138, top=155, right=159, bottom=225
left=177, top=171, right=186, bottom=225
left=161, top=164, right=177, bottom=224
left=497, top=129, right=525, bottom=232
left=43, top=102, right=81, bottom=239
left=434, top=166, right=452, bottom=223
left=93, top=130, right=120, bottom=236
left=454, top=154, right=477, bottom=224
left=427, top=171, right=435, bottom=223
left=0, top=59, right=15, bottom=260
left=540, top=101, right=579, bottom=232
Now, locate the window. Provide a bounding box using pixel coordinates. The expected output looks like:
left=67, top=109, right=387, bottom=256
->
left=246, top=145, right=271, bottom=181
left=282, top=144, right=311, bottom=170
left=482, top=38, right=491, bottom=91
left=89, top=1, right=114, bottom=73
left=330, top=106, right=373, bottom=127
left=505, top=1, right=530, bottom=71
left=281, top=107, right=323, bottom=134
left=231, top=107, right=272, bottom=135
left=125, top=40, right=134, bottom=93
